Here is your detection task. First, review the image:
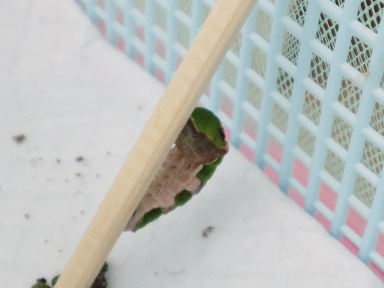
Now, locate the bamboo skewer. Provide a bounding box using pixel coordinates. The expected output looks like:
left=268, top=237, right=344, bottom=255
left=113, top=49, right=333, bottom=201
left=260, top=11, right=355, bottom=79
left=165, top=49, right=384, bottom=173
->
left=54, top=1, right=256, bottom=287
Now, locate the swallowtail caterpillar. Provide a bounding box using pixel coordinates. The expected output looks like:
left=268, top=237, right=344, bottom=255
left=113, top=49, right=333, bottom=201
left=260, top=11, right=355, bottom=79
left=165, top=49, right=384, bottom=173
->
left=125, top=107, right=229, bottom=231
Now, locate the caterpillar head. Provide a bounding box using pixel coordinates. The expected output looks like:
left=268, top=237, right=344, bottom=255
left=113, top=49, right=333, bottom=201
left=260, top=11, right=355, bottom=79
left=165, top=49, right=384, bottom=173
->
left=176, top=107, right=229, bottom=163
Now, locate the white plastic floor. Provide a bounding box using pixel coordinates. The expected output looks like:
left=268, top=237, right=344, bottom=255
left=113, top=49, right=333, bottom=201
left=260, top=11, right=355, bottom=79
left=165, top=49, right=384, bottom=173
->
left=0, top=1, right=382, bottom=287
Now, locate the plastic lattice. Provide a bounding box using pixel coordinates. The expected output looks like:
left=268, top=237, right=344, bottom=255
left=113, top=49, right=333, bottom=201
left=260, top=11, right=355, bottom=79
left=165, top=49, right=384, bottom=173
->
left=316, top=13, right=339, bottom=51
left=331, top=115, right=353, bottom=150
left=371, top=102, right=384, bottom=135
left=276, top=68, right=294, bottom=101
left=354, top=175, right=376, bottom=208
left=297, top=126, right=316, bottom=157
left=281, top=31, right=301, bottom=66
left=338, top=77, right=361, bottom=114
left=77, top=0, right=384, bottom=280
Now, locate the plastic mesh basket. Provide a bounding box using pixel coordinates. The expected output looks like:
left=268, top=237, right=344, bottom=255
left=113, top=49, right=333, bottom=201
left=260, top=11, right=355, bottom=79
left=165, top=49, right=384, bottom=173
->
left=77, top=0, right=384, bottom=279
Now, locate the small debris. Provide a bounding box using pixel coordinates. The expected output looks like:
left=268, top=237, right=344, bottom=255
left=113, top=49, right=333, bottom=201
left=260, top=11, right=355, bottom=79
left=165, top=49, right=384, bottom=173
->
left=24, top=213, right=30, bottom=220
left=75, top=156, right=84, bottom=162
left=75, top=172, right=82, bottom=177
left=13, top=134, right=26, bottom=144
left=202, top=226, right=215, bottom=238
left=56, top=159, right=61, bottom=164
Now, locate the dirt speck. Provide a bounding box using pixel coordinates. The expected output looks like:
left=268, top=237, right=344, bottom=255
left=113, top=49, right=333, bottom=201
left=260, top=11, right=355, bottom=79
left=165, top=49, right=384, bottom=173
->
left=76, top=156, right=84, bottom=162
left=12, top=134, right=26, bottom=144
left=202, top=226, right=215, bottom=238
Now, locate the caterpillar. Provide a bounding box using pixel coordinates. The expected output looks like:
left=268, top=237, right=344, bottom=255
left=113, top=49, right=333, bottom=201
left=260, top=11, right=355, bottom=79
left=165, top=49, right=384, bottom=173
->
left=125, top=107, right=229, bottom=232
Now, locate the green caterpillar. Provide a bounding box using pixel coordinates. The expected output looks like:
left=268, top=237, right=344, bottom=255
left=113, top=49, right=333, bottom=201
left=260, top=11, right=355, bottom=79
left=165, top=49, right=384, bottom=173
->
left=125, top=107, right=229, bottom=231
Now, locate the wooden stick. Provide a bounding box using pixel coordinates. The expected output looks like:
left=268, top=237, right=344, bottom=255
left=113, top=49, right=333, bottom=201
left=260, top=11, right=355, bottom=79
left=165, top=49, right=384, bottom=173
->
left=54, top=1, right=256, bottom=287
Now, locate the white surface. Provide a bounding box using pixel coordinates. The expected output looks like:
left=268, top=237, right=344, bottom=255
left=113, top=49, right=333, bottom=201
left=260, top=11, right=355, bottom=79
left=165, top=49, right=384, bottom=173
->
left=0, top=1, right=382, bottom=287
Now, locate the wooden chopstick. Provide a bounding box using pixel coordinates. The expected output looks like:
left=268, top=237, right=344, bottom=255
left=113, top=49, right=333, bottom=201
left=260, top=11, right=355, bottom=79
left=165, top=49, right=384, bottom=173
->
left=54, top=1, right=256, bottom=287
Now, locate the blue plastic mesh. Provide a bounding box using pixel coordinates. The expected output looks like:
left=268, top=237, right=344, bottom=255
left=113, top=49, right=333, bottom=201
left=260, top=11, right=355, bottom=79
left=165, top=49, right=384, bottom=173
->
left=77, top=0, right=384, bottom=277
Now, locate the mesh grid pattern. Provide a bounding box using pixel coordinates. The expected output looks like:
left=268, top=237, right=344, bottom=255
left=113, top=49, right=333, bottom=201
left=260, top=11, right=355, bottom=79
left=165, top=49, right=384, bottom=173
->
left=330, top=0, right=345, bottom=8
left=281, top=31, right=301, bottom=66
left=271, top=103, right=289, bottom=133
left=338, top=77, right=361, bottom=114
left=255, top=9, right=273, bottom=42
left=154, top=5, right=167, bottom=30
left=316, top=13, right=339, bottom=51
left=78, top=0, right=384, bottom=278
left=308, top=53, right=330, bottom=89
left=358, top=1, right=384, bottom=33
left=354, top=175, right=376, bottom=208
left=370, top=102, right=384, bottom=136
left=302, top=91, right=322, bottom=125
left=276, top=68, right=294, bottom=100
left=324, top=150, right=345, bottom=182
left=347, top=37, right=372, bottom=75
left=176, top=22, right=190, bottom=48
left=178, top=0, right=192, bottom=16
left=247, top=80, right=263, bottom=110
left=288, top=0, right=308, bottom=27
left=297, top=126, right=316, bottom=157
left=361, top=140, right=384, bottom=176
left=331, top=115, right=353, bottom=150
left=251, top=46, right=267, bottom=77
left=230, top=33, right=242, bottom=56
left=222, top=59, right=237, bottom=88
